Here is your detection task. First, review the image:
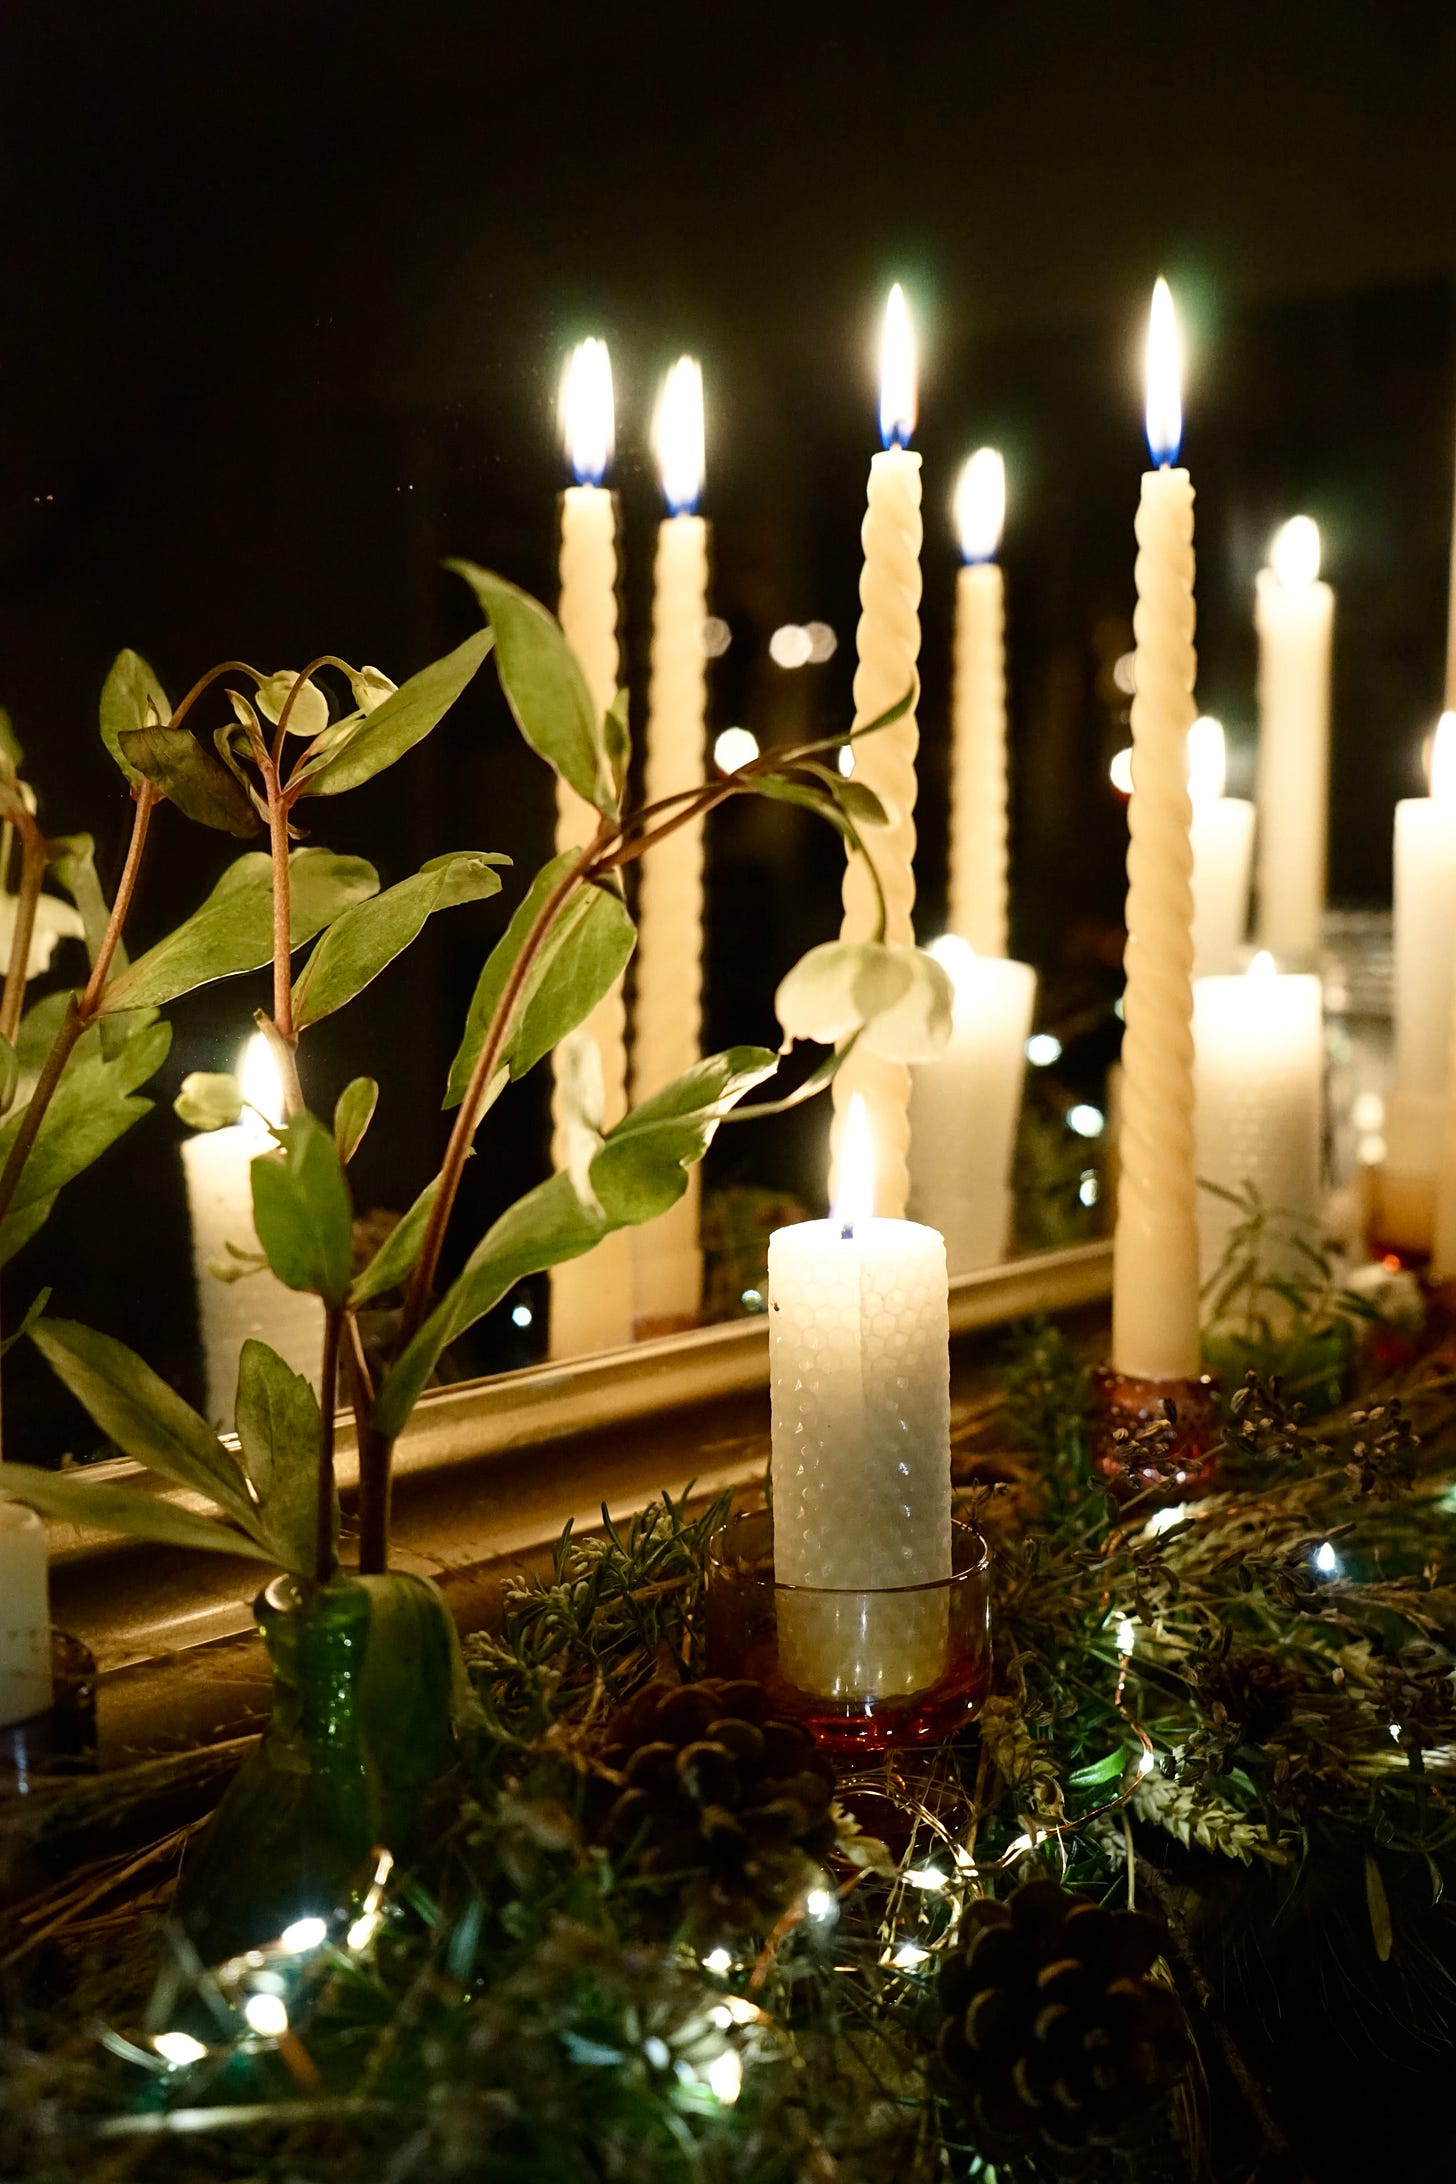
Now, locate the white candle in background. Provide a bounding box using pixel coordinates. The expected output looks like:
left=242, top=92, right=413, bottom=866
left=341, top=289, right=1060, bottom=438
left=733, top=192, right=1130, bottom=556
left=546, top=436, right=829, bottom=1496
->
left=1189, top=716, right=1255, bottom=977
left=0, top=1502, right=51, bottom=1729
left=1254, top=515, right=1334, bottom=964
left=182, top=1032, right=324, bottom=1427
left=1112, top=278, right=1202, bottom=1383
left=769, top=1096, right=950, bottom=1700
left=909, top=935, right=1035, bottom=1273
left=1383, top=714, right=1456, bottom=1251
left=631, top=358, right=709, bottom=1327
left=552, top=337, right=634, bottom=1357
left=833, top=284, right=923, bottom=1218
left=1193, top=952, right=1324, bottom=1290
left=947, top=449, right=1009, bottom=957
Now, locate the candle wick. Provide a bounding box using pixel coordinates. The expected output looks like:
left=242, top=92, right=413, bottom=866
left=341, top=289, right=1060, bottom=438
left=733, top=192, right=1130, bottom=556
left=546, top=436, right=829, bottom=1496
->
left=840, top=1222, right=855, bottom=1242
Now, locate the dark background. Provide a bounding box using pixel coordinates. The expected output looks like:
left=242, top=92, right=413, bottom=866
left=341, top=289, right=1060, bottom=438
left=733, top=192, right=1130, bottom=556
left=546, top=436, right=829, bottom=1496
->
left=3, top=0, right=1455, bottom=1449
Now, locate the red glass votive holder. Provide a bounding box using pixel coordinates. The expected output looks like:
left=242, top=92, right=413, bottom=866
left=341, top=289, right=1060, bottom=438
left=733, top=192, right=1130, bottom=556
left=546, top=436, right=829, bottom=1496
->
left=1088, top=1364, right=1221, bottom=1501
left=703, top=1510, right=991, bottom=1759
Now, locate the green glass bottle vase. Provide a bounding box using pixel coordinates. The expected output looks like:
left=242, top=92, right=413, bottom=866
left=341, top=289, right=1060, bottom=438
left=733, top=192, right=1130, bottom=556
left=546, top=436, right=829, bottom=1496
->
left=164, top=1568, right=460, bottom=1975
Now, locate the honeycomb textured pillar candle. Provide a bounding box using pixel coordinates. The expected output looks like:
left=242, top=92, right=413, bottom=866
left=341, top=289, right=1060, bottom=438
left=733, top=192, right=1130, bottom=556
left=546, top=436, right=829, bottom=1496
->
left=834, top=284, right=923, bottom=1216
left=947, top=449, right=1008, bottom=957
left=1254, top=516, right=1334, bottom=964
left=1112, top=279, right=1202, bottom=1383
left=551, top=338, right=632, bottom=1357
left=770, top=1098, right=951, bottom=1699
left=631, top=359, right=708, bottom=1327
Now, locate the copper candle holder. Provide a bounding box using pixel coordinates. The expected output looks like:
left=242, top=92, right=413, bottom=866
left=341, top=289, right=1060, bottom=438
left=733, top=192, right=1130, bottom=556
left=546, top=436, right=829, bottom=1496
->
left=1088, top=1364, right=1221, bottom=1501
left=704, top=1510, right=991, bottom=1759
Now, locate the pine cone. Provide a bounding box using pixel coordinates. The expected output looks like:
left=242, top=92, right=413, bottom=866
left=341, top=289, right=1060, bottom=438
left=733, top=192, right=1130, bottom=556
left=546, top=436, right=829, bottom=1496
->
left=1198, top=1644, right=1300, bottom=1743
left=937, top=1880, right=1189, bottom=2177
left=593, top=1678, right=839, bottom=1941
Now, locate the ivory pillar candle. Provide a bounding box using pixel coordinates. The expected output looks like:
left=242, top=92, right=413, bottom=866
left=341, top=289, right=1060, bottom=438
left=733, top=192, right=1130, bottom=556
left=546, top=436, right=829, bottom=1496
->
left=1383, top=715, right=1456, bottom=1250
left=908, top=935, right=1035, bottom=1273
left=631, top=359, right=709, bottom=1326
left=1254, top=516, right=1334, bottom=964
left=1193, top=953, right=1324, bottom=1288
left=182, top=1032, right=323, bottom=1427
left=0, top=1502, right=51, bottom=1729
left=551, top=337, right=633, bottom=1357
left=834, top=284, right=923, bottom=1216
left=1188, top=716, right=1255, bottom=977
left=1112, top=278, right=1203, bottom=1383
left=769, top=1096, right=951, bottom=1699
left=947, top=449, right=1008, bottom=957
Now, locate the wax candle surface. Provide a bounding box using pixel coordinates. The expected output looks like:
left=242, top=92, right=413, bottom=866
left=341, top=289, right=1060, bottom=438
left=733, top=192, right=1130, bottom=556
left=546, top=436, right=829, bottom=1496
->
left=0, top=1501, right=51, bottom=1729
left=834, top=286, right=923, bottom=1217
left=908, top=936, right=1035, bottom=1273
left=769, top=1099, right=950, bottom=1699
left=631, top=360, right=709, bottom=1326
left=1193, top=957, right=1324, bottom=1289
left=1188, top=717, right=1254, bottom=978
left=1254, top=517, right=1334, bottom=964
left=1384, top=716, right=1456, bottom=1249
left=183, top=1033, right=323, bottom=1427
left=948, top=449, right=1008, bottom=957
left=1112, top=278, right=1202, bottom=1382
left=551, top=338, right=633, bottom=1357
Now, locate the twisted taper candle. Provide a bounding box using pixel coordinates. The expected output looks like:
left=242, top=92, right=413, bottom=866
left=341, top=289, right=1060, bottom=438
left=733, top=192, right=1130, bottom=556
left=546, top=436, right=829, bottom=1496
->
left=552, top=483, right=633, bottom=1357
left=832, top=446, right=923, bottom=1214
left=1112, top=466, right=1202, bottom=1381
left=947, top=561, right=1008, bottom=957
left=631, top=513, right=709, bottom=1322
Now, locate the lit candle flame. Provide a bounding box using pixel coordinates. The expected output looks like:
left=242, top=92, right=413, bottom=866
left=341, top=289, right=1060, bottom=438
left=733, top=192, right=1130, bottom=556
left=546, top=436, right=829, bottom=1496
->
left=832, top=1092, right=876, bottom=1234
left=1188, top=715, right=1227, bottom=804
left=878, top=283, right=917, bottom=451
left=559, top=337, right=614, bottom=486
left=927, top=932, right=977, bottom=995
left=239, top=1029, right=284, bottom=1140
left=1144, top=277, right=1183, bottom=469
left=1247, top=949, right=1278, bottom=983
left=1431, top=712, right=1456, bottom=803
left=1270, top=514, right=1321, bottom=590
left=653, top=355, right=704, bottom=515
left=954, top=447, right=1005, bottom=563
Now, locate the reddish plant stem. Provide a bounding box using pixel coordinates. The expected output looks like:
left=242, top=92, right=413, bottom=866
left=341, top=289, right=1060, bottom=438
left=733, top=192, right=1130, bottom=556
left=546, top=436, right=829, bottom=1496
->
left=0, top=814, right=49, bottom=1046
left=315, top=1305, right=345, bottom=1584
left=0, top=784, right=158, bottom=1235
left=259, top=758, right=304, bottom=1116
left=346, top=1315, right=394, bottom=1576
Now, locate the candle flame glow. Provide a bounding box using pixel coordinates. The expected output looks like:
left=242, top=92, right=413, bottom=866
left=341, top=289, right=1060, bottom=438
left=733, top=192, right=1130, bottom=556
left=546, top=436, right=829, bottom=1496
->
left=832, top=1093, right=876, bottom=1234
left=1431, top=713, right=1456, bottom=804
left=927, top=931, right=976, bottom=997
left=1109, top=746, right=1134, bottom=797
left=1270, top=514, right=1321, bottom=590
left=1188, top=715, right=1227, bottom=803
left=1247, top=949, right=1278, bottom=983
left=559, top=337, right=614, bottom=486
left=239, top=1029, right=285, bottom=1139
left=878, top=283, right=917, bottom=450
left=653, top=355, right=704, bottom=515
left=954, top=447, right=1005, bottom=563
left=1144, top=277, right=1183, bottom=468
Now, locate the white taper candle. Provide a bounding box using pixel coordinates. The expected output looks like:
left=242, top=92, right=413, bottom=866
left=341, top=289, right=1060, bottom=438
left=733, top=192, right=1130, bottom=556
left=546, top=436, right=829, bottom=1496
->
left=1112, top=279, right=1202, bottom=1382
left=833, top=285, right=923, bottom=1217
left=948, top=449, right=1008, bottom=957
left=1254, top=516, right=1334, bottom=964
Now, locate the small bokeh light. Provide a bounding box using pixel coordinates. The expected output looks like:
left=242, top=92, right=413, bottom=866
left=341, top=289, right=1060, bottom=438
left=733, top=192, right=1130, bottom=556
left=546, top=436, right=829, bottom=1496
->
left=699, top=616, right=732, bottom=658
left=714, top=727, right=759, bottom=772
left=769, top=624, right=814, bottom=669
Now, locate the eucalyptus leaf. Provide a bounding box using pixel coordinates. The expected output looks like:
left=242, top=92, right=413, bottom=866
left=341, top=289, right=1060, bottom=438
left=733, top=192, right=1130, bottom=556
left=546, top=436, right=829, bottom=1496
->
left=250, top=1110, right=353, bottom=1305
left=101, top=848, right=379, bottom=1014
left=349, top=1176, right=440, bottom=1307
left=117, top=724, right=262, bottom=837
left=334, top=1076, right=379, bottom=1164
left=0, top=1286, right=50, bottom=1357
left=15, top=988, right=74, bottom=1076
left=356, top=1572, right=463, bottom=1837
left=175, top=1071, right=244, bottom=1132
left=603, top=688, right=631, bottom=802
left=292, top=852, right=507, bottom=1029
left=377, top=1045, right=775, bottom=1437
left=48, top=835, right=114, bottom=968
left=447, top=563, right=615, bottom=818
left=0, top=1019, right=171, bottom=1264
left=444, top=853, right=634, bottom=1115
left=100, top=649, right=172, bottom=785
left=296, top=630, right=495, bottom=796
left=29, top=1316, right=259, bottom=1531
left=0, top=1466, right=274, bottom=1562
left=234, top=1339, right=327, bottom=1577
